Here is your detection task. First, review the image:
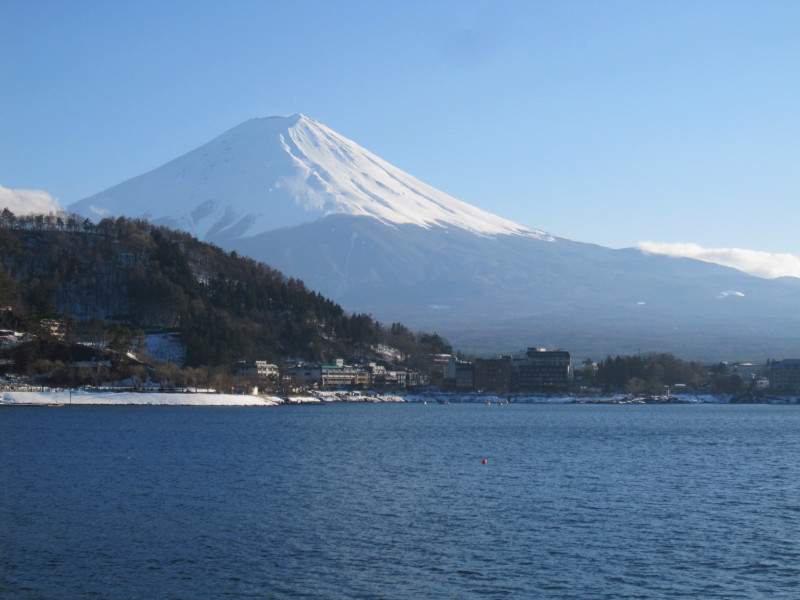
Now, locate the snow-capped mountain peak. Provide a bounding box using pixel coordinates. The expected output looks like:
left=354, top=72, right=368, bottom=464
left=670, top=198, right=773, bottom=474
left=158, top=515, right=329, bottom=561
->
left=71, top=114, right=552, bottom=243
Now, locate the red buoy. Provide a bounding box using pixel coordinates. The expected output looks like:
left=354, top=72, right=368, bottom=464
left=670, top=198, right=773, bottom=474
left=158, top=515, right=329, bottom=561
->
left=482, top=459, right=488, bottom=465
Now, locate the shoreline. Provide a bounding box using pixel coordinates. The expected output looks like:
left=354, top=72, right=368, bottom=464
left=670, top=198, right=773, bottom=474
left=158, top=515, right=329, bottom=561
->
left=2, top=389, right=799, bottom=406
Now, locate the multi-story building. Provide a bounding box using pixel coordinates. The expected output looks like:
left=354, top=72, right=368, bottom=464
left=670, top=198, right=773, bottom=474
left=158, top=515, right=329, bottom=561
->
left=473, top=357, right=512, bottom=393
left=389, top=370, right=407, bottom=388
left=768, top=359, right=800, bottom=392
left=406, top=370, right=425, bottom=388
left=235, top=360, right=279, bottom=381
left=282, top=359, right=425, bottom=391
left=444, top=357, right=474, bottom=392
left=285, top=363, right=321, bottom=389
left=727, top=362, right=765, bottom=384
left=427, top=353, right=453, bottom=389
left=512, top=348, right=571, bottom=392
left=320, top=363, right=370, bottom=389
left=368, top=363, right=388, bottom=388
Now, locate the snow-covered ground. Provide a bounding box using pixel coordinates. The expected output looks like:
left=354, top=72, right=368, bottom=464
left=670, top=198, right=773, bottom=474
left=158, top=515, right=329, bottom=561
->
left=2, top=390, right=794, bottom=406
left=0, top=390, right=404, bottom=406
left=0, top=390, right=282, bottom=406
left=307, top=391, right=405, bottom=403
left=143, top=331, right=185, bottom=364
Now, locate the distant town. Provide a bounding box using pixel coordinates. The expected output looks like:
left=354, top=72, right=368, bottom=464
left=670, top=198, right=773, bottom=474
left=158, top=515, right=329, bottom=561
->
left=3, top=312, right=799, bottom=403
left=0, top=310, right=800, bottom=401
left=270, top=348, right=572, bottom=395
left=246, top=349, right=800, bottom=400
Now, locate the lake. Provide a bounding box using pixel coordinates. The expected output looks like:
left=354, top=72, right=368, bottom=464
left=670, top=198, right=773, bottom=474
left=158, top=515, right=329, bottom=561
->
left=3, top=403, right=800, bottom=599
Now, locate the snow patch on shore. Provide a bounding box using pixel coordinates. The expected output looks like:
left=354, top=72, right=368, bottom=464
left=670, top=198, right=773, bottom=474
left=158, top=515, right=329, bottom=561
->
left=1, top=390, right=282, bottom=406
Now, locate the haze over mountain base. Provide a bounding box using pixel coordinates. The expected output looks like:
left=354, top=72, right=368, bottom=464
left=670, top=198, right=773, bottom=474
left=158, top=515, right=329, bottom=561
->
left=230, top=214, right=800, bottom=360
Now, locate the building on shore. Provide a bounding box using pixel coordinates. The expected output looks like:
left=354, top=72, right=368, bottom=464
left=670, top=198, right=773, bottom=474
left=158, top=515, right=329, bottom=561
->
left=473, top=356, right=513, bottom=394
left=443, top=357, right=474, bottom=392
left=281, top=358, right=425, bottom=391
left=320, top=362, right=371, bottom=389
left=768, top=359, right=800, bottom=393
left=512, top=348, right=572, bottom=393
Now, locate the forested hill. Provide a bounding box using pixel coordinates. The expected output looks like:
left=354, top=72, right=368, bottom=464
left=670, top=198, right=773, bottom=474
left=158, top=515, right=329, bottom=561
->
left=0, top=211, right=451, bottom=367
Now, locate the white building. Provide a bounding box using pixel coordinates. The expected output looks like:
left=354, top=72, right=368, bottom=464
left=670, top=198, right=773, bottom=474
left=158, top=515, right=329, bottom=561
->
left=235, top=360, right=279, bottom=381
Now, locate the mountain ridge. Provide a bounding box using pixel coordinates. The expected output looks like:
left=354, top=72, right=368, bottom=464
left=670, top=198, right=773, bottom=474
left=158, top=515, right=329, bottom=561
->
left=68, top=115, right=800, bottom=360
left=71, top=114, right=550, bottom=244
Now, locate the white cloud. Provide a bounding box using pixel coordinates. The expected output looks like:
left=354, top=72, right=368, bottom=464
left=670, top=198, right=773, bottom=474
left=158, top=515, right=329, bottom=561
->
left=0, top=185, right=62, bottom=215
left=638, top=241, right=800, bottom=279
left=87, top=205, right=110, bottom=217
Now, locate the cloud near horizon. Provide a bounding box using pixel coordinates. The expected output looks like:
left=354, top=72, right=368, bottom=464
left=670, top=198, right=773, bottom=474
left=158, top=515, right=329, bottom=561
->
left=0, top=185, right=62, bottom=215
left=638, top=241, right=800, bottom=279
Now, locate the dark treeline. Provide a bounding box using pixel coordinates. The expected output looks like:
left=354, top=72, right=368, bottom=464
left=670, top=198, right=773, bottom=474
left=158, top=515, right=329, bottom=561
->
left=0, top=210, right=451, bottom=372
left=578, top=353, right=747, bottom=395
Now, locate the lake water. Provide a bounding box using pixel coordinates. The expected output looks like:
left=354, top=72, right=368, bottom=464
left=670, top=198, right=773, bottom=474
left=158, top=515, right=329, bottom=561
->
left=3, top=403, right=800, bottom=599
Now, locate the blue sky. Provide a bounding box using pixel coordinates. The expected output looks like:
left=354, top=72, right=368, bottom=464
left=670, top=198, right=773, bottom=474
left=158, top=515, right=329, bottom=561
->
left=2, top=0, right=798, bottom=269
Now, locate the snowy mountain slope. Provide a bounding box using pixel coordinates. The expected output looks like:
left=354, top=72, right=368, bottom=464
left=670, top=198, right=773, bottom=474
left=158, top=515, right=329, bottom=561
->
left=71, top=114, right=549, bottom=244
left=70, top=115, right=800, bottom=359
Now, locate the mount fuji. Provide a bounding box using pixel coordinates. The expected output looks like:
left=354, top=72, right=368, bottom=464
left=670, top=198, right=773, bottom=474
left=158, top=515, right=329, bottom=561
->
left=73, top=115, right=545, bottom=244
left=70, top=115, right=800, bottom=360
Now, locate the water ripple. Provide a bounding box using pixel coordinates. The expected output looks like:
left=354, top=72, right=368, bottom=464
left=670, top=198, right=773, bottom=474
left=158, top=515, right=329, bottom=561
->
left=3, top=404, right=800, bottom=599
